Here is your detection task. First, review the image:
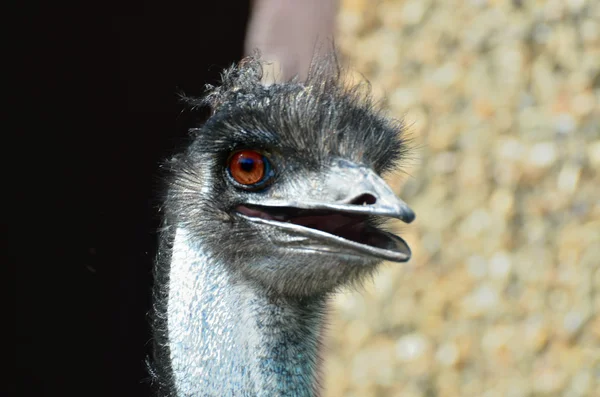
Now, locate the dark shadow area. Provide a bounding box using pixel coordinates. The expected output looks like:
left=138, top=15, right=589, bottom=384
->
left=13, top=5, right=249, bottom=396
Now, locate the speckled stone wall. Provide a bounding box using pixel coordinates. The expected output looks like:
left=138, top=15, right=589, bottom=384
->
left=324, top=1, right=599, bottom=396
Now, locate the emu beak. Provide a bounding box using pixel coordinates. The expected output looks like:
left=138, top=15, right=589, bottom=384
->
left=238, top=160, right=415, bottom=262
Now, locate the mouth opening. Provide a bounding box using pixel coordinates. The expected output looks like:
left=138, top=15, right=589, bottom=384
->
left=235, top=204, right=410, bottom=261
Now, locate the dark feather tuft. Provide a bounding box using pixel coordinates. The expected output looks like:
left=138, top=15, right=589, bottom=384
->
left=178, top=54, right=409, bottom=176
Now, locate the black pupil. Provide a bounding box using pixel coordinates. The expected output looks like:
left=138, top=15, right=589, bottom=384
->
left=239, top=157, right=255, bottom=172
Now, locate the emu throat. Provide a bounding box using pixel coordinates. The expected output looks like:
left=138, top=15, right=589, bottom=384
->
left=166, top=227, right=324, bottom=397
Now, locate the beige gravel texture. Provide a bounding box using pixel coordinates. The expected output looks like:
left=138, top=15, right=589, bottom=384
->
left=323, top=1, right=600, bottom=396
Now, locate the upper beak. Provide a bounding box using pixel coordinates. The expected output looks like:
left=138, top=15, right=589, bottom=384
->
left=301, top=159, right=415, bottom=223
left=252, top=159, right=415, bottom=224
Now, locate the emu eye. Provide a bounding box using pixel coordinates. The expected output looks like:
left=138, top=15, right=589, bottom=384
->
left=228, top=150, right=272, bottom=187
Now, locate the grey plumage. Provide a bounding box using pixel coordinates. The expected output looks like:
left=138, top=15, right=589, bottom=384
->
left=152, top=56, right=415, bottom=396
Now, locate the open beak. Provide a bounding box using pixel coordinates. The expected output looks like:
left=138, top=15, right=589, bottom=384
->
left=236, top=160, right=415, bottom=262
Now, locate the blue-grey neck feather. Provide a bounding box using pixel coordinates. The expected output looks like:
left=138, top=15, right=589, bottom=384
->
left=166, top=226, right=325, bottom=396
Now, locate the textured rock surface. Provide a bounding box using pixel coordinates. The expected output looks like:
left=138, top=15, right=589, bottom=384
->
left=325, top=1, right=599, bottom=396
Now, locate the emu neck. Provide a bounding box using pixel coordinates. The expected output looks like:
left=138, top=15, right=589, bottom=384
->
left=166, top=227, right=325, bottom=397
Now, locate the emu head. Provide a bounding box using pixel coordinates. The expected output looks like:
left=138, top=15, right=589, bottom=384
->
left=166, top=57, right=415, bottom=297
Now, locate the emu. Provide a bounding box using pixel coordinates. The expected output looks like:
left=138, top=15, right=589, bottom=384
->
left=152, top=57, right=415, bottom=396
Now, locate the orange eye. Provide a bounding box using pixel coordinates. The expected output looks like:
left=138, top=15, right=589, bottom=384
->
left=228, top=150, right=270, bottom=186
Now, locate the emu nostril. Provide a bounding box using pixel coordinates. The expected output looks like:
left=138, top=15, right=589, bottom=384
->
left=350, top=193, right=377, bottom=206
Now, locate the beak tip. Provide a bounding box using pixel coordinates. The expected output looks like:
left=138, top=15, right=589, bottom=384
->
left=400, top=208, right=416, bottom=224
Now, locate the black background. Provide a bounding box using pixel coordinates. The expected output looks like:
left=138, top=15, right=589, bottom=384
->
left=13, top=4, right=250, bottom=396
